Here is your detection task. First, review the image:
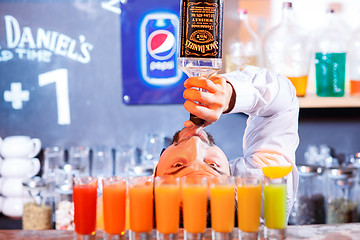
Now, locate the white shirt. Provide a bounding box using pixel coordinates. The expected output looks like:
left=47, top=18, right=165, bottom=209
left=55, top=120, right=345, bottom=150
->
left=222, top=66, right=300, bottom=221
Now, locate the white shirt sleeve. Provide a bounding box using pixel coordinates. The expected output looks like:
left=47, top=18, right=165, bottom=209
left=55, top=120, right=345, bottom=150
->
left=221, top=66, right=300, bottom=220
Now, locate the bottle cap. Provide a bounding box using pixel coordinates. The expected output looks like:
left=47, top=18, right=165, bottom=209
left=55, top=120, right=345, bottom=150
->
left=298, top=165, right=324, bottom=176
left=283, top=2, right=292, bottom=8
left=327, top=167, right=357, bottom=179
left=237, top=8, right=247, bottom=15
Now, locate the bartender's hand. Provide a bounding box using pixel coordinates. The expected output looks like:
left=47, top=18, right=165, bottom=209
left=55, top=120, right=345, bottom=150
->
left=183, top=75, right=234, bottom=127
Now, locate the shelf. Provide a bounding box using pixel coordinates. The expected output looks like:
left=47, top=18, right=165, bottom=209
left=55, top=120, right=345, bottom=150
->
left=298, top=95, right=360, bottom=108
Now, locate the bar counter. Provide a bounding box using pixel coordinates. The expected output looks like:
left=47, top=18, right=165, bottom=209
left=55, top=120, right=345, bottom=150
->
left=1, top=223, right=360, bottom=240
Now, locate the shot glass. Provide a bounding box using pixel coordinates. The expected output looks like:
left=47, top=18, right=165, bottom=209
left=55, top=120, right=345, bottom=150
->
left=128, top=176, right=154, bottom=240
left=68, top=146, right=90, bottom=176
left=181, top=176, right=208, bottom=240
left=236, top=175, right=262, bottom=240
left=210, top=176, right=235, bottom=240
left=155, top=176, right=181, bottom=240
left=73, top=176, right=98, bottom=240
left=102, top=177, right=127, bottom=240
left=264, top=177, right=287, bottom=239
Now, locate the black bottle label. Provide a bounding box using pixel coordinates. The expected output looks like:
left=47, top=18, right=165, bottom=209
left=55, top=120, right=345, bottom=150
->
left=180, top=0, right=223, bottom=58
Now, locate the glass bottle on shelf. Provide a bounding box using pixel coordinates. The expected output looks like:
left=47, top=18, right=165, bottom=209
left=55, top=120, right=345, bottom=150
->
left=225, top=8, right=262, bottom=72
left=348, top=25, right=360, bottom=96
left=263, top=1, right=310, bottom=97
left=313, top=9, right=347, bottom=97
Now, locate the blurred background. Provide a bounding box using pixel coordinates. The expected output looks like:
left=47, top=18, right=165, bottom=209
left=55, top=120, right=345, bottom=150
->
left=1, top=0, right=360, bottom=230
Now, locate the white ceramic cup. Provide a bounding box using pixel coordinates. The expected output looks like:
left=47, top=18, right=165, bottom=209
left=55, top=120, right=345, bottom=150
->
left=1, top=178, right=25, bottom=198
left=2, top=197, right=23, bottom=218
left=0, top=158, right=40, bottom=178
left=0, top=136, right=41, bottom=159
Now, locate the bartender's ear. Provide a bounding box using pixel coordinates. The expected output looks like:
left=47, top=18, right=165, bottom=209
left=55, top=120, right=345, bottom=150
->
left=160, top=148, right=166, bottom=156
left=154, top=148, right=166, bottom=177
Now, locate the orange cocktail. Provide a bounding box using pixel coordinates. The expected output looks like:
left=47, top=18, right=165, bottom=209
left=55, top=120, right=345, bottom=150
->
left=181, top=176, right=208, bottom=236
left=236, top=176, right=262, bottom=233
left=155, top=176, right=181, bottom=236
left=73, top=176, right=98, bottom=237
left=210, top=176, right=235, bottom=233
left=102, top=177, right=127, bottom=237
left=129, top=176, right=153, bottom=235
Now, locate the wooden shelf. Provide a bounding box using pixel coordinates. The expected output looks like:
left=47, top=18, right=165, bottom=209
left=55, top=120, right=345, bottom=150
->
left=298, top=95, right=360, bottom=108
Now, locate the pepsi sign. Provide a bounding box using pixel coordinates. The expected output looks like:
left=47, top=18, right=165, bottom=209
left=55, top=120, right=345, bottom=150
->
left=121, top=0, right=186, bottom=105
left=140, top=13, right=182, bottom=86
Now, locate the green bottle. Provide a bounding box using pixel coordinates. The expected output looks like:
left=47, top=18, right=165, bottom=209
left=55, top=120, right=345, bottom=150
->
left=314, top=9, right=348, bottom=97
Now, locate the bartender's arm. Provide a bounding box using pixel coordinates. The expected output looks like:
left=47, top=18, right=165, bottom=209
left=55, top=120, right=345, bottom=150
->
left=224, top=66, right=299, bottom=219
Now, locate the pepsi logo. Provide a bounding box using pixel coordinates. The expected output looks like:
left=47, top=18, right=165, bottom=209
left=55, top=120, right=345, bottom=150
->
left=147, top=30, right=176, bottom=61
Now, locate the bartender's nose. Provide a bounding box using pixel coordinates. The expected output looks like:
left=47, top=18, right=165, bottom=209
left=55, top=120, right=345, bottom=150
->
left=183, top=136, right=206, bottom=163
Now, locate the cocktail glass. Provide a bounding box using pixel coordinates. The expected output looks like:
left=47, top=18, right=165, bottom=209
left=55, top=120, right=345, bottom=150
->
left=236, top=175, right=262, bottom=240
left=155, top=176, right=181, bottom=240
left=181, top=176, right=208, bottom=240
left=264, top=177, right=287, bottom=239
left=102, top=176, right=127, bottom=240
left=73, top=176, right=98, bottom=240
left=210, top=176, right=235, bottom=240
left=128, top=176, right=154, bottom=240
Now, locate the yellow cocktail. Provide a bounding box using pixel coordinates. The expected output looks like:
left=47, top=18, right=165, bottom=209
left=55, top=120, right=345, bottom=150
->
left=210, top=176, right=235, bottom=234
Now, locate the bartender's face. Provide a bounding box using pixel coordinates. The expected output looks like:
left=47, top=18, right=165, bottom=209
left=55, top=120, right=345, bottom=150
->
left=156, top=121, right=230, bottom=177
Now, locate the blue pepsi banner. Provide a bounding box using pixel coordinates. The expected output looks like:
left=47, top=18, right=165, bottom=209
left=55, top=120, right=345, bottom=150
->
left=121, top=0, right=187, bottom=104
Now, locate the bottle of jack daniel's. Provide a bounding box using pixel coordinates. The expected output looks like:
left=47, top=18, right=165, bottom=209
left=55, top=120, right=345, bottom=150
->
left=178, top=0, right=224, bottom=125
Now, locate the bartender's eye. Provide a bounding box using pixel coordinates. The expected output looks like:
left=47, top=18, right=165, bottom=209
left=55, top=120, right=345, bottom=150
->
left=207, top=162, right=219, bottom=167
left=173, top=162, right=184, bottom=168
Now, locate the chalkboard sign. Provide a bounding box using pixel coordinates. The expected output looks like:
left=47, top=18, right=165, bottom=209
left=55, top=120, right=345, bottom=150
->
left=0, top=0, right=188, bottom=149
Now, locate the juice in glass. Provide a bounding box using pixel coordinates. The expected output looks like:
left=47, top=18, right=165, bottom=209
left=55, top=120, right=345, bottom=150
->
left=237, top=183, right=262, bottom=232
left=129, top=177, right=153, bottom=234
left=155, top=176, right=181, bottom=236
left=287, top=75, right=308, bottom=97
left=181, top=176, right=208, bottom=235
left=210, top=177, right=235, bottom=233
left=264, top=181, right=287, bottom=229
left=73, top=176, right=98, bottom=237
left=315, top=52, right=346, bottom=97
left=350, top=79, right=360, bottom=96
left=103, top=177, right=127, bottom=236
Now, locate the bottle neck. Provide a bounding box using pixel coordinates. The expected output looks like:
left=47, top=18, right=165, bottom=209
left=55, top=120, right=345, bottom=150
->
left=280, top=3, right=295, bottom=25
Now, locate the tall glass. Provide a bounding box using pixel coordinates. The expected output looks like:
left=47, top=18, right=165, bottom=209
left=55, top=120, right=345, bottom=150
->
left=128, top=176, right=153, bottom=240
left=154, top=176, right=181, bottom=240
left=73, top=176, right=98, bottom=240
left=209, top=176, right=235, bottom=240
left=264, top=177, right=287, bottom=239
left=181, top=176, right=208, bottom=240
left=236, top=176, right=262, bottom=240
left=102, top=177, right=127, bottom=240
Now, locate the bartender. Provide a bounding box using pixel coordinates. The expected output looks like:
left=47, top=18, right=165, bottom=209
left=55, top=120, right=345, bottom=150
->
left=155, top=65, right=299, bottom=219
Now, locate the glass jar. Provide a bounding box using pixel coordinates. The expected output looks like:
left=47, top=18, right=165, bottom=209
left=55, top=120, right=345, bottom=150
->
left=326, top=167, right=358, bottom=224
left=292, top=165, right=326, bottom=225
left=22, top=176, right=56, bottom=230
